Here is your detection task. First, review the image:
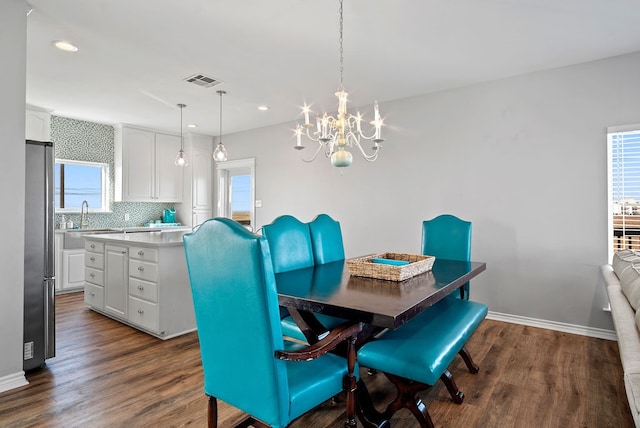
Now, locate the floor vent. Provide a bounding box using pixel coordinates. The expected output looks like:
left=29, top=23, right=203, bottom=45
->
left=183, top=74, right=222, bottom=88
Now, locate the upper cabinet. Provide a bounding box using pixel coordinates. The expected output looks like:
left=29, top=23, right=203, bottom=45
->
left=114, top=125, right=183, bottom=203
left=25, top=106, right=52, bottom=141
left=175, top=133, right=214, bottom=227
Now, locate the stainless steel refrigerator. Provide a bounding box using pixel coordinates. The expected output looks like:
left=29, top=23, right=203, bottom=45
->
left=24, top=140, right=55, bottom=371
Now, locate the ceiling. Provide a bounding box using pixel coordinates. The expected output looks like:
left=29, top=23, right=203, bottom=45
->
left=25, top=0, right=640, bottom=138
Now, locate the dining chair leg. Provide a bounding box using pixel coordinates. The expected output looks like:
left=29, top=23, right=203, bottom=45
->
left=458, top=346, right=480, bottom=374
left=207, top=396, right=217, bottom=428
left=439, top=369, right=464, bottom=404
left=381, top=373, right=435, bottom=428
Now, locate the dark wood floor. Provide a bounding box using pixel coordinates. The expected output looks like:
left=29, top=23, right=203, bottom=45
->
left=0, top=292, right=633, bottom=427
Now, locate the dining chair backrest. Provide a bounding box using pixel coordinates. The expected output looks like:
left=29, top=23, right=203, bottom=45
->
left=262, top=215, right=315, bottom=273
left=421, top=214, right=472, bottom=262
left=183, top=218, right=290, bottom=426
left=309, top=213, right=345, bottom=264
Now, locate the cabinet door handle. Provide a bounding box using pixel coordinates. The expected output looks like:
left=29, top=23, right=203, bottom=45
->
left=89, top=272, right=95, bottom=278
left=90, top=244, right=95, bottom=249
left=138, top=266, right=144, bottom=272
left=90, top=291, right=95, bottom=296
left=137, top=285, right=144, bottom=291
left=90, top=256, right=95, bottom=261
left=138, top=250, right=144, bottom=256
left=137, top=308, right=144, bottom=315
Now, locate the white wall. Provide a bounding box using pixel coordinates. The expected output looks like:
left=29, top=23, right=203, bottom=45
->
left=0, top=0, right=28, bottom=392
left=222, top=52, right=640, bottom=333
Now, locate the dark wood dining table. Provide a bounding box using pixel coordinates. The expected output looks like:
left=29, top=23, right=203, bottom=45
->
left=275, top=257, right=487, bottom=427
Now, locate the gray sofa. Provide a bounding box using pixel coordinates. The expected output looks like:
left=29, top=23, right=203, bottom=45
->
left=603, top=249, right=640, bottom=427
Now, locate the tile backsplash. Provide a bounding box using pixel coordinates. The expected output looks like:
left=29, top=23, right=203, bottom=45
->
left=51, top=116, right=175, bottom=229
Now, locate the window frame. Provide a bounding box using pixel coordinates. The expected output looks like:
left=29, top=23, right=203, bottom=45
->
left=607, top=124, right=640, bottom=261
left=54, top=158, right=110, bottom=213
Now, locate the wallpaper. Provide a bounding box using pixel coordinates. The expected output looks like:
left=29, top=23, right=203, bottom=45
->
left=51, top=116, right=175, bottom=229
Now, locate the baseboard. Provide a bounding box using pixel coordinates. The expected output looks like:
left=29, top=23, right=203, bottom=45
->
left=487, top=311, right=618, bottom=341
left=0, top=371, right=28, bottom=394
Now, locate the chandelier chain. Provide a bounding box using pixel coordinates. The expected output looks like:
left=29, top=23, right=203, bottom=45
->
left=338, top=0, right=344, bottom=90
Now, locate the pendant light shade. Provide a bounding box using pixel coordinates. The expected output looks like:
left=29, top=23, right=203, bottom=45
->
left=213, top=90, right=228, bottom=162
left=175, top=103, right=188, bottom=167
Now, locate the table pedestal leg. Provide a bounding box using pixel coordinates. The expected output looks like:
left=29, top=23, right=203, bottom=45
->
left=355, top=379, right=391, bottom=428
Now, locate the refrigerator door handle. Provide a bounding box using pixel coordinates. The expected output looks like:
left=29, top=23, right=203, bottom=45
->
left=44, top=277, right=56, bottom=359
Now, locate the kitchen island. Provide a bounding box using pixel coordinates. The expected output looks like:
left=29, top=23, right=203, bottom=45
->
left=83, top=230, right=196, bottom=339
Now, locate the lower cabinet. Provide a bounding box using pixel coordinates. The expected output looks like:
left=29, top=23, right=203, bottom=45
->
left=84, top=240, right=105, bottom=309
left=84, top=239, right=195, bottom=339
left=61, top=249, right=85, bottom=291
left=104, top=244, right=128, bottom=320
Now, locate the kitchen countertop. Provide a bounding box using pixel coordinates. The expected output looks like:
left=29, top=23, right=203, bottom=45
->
left=83, top=229, right=191, bottom=247
left=55, top=225, right=191, bottom=234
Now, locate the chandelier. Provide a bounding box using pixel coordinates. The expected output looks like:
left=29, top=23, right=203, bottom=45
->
left=294, top=0, right=384, bottom=168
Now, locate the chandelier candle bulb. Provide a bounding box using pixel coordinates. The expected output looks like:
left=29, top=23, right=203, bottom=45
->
left=303, top=104, right=310, bottom=126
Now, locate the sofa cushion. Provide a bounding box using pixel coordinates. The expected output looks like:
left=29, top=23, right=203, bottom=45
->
left=613, top=249, right=640, bottom=277
left=618, top=262, right=640, bottom=310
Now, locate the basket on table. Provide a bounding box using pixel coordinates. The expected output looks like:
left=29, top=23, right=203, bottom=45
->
left=346, top=252, right=435, bottom=281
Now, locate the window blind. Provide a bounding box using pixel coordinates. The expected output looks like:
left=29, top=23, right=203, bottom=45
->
left=609, top=129, right=640, bottom=254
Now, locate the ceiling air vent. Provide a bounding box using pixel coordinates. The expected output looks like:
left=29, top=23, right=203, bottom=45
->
left=183, top=74, right=222, bottom=88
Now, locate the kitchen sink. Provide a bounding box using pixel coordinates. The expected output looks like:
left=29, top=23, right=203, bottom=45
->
left=63, top=228, right=121, bottom=250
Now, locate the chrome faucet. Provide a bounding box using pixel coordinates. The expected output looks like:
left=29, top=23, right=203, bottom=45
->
left=80, top=200, right=89, bottom=229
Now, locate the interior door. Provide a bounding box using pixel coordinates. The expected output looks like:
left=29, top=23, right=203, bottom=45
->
left=216, top=158, right=255, bottom=231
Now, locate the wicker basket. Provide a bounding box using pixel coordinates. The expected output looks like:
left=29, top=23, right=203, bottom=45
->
left=346, top=252, right=435, bottom=281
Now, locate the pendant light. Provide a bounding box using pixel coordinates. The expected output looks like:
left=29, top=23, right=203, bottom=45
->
left=174, top=103, right=188, bottom=167
left=213, top=90, right=228, bottom=162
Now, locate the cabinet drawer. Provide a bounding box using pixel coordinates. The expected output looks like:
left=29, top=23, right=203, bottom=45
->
left=85, top=252, right=104, bottom=269
left=84, top=283, right=104, bottom=309
left=85, top=240, right=104, bottom=253
left=129, top=246, right=159, bottom=262
left=129, top=277, right=158, bottom=303
left=128, top=296, right=159, bottom=333
left=129, top=259, right=158, bottom=282
left=85, top=267, right=104, bottom=286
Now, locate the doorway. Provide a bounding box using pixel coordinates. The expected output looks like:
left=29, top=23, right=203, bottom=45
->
left=216, top=158, right=255, bottom=230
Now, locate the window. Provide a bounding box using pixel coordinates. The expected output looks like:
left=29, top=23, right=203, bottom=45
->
left=55, top=159, right=109, bottom=212
left=608, top=126, right=640, bottom=258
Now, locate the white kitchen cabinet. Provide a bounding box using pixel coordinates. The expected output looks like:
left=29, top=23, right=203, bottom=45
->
left=84, top=240, right=105, bottom=310
left=82, top=233, right=195, bottom=339
left=176, top=133, right=214, bottom=227
left=104, top=244, right=128, bottom=320
left=61, top=249, right=85, bottom=291
left=114, top=125, right=183, bottom=202
left=25, top=106, right=51, bottom=141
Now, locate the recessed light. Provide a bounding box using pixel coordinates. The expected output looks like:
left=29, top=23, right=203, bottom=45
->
left=51, top=40, right=78, bottom=52
left=258, top=105, right=269, bottom=111
left=187, top=124, right=198, bottom=128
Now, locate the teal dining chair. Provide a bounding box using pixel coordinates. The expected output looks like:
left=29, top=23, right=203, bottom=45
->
left=262, top=215, right=315, bottom=274
left=419, top=214, right=483, bottom=396
left=309, top=213, right=345, bottom=264
left=263, top=214, right=346, bottom=343
left=421, top=214, right=472, bottom=299
left=183, top=218, right=361, bottom=428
